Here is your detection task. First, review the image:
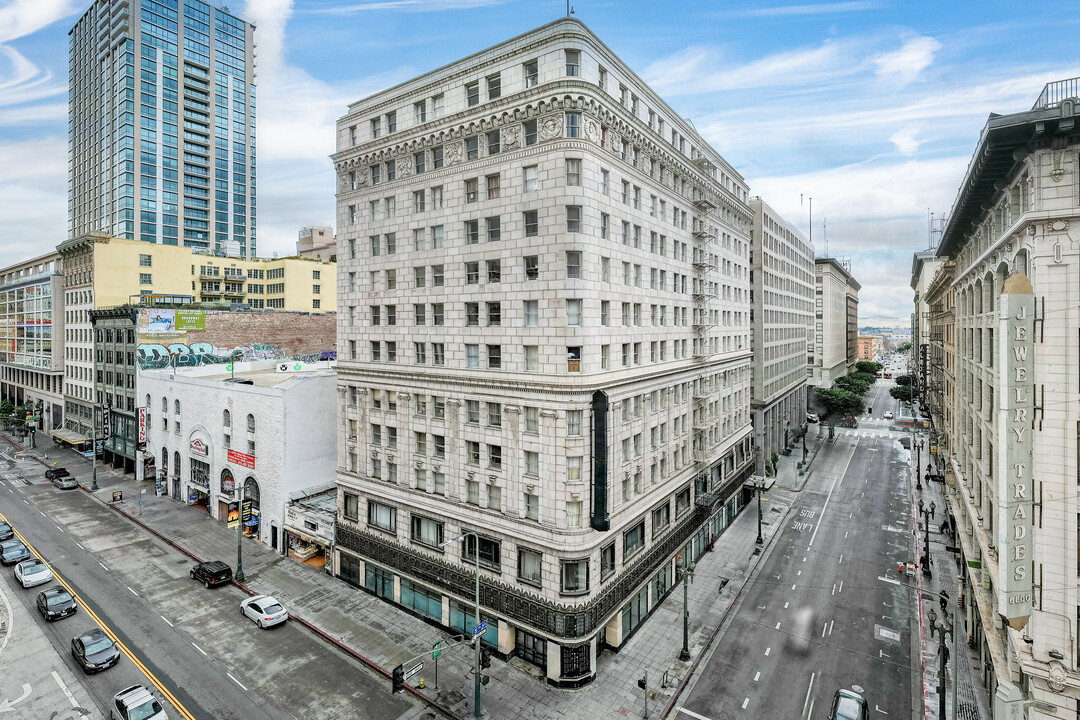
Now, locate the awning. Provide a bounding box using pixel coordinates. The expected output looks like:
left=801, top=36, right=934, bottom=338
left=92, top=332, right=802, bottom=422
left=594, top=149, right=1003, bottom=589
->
left=51, top=429, right=87, bottom=445
left=284, top=526, right=329, bottom=547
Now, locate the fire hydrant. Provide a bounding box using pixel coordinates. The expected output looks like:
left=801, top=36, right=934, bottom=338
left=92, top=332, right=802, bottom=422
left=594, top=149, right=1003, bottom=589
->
left=417, top=678, right=425, bottom=689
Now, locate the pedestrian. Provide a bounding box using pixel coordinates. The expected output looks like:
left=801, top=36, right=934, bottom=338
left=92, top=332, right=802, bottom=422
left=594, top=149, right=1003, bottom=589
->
left=918, top=498, right=924, bottom=514
left=940, top=520, right=949, bottom=535
left=939, top=589, right=950, bottom=612
left=929, top=501, right=936, bottom=519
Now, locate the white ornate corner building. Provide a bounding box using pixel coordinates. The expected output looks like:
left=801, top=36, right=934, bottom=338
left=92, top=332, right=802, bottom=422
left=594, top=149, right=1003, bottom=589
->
left=331, top=18, right=755, bottom=686
left=931, top=78, right=1080, bottom=718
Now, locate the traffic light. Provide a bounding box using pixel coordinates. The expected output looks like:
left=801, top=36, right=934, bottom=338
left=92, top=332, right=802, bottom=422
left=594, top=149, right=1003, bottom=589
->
left=637, top=675, right=647, bottom=690
left=480, top=648, right=492, bottom=669
left=391, top=665, right=404, bottom=694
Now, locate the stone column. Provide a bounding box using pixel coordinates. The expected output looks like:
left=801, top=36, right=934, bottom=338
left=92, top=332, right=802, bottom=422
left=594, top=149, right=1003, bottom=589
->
left=503, top=405, right=521, bottom=516
left=540, top=409, right=559, bottom=527
left=446, top=398, right=462, bottom=501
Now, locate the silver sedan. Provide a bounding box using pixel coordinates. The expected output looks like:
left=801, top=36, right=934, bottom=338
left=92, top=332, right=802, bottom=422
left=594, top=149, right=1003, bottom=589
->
left=240, top=594, right=288, bottom=628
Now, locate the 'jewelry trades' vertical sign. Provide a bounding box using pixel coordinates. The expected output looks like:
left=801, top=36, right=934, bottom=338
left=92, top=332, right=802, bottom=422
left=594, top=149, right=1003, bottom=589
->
left=1000, top=272, right=1034, bottom=628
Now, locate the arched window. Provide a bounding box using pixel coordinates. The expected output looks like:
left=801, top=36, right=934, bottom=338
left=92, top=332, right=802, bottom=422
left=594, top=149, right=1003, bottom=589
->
left=223, top=409, right=231, bottom=428
left=161, top=397, right=168, bottom=414
left=175, top=400, right=181, bottom=414
left=247, top=414, right=255, bottom=432
left=145, top=394, right=151, bottom=410
left=161, top=447, right=168, bottom=474
left=173, top=451, right=181, bottom=478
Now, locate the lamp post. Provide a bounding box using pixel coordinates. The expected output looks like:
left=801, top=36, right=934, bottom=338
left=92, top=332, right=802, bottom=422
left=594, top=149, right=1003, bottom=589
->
left=921, top=508, right=932, bottom=578
left=751, top=476, right=766, bottom=545
left=441, top=531, right=482, bottom=720
left=677, top=552, right=695, bottom=661
left=915, top=431, right=922, bottom=491
left=90, top=412, right=99, bottom=492
left=235, top=480, right=246, bottom=582
left=927, top=606, right=952, bottom=720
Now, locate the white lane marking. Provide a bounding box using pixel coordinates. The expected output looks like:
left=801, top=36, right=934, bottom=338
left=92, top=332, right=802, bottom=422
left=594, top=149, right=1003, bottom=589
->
left=802, top=672, right=817, bottom=719
left=802, top=556, right=807, bottom=562
left=765, top=647, right=771, bottom=656
left=797, top=570, right=802, bottom=576
left=227, top=672, right=248, bottom=691
left=845, top=531, right=849, bottom=538
left=22, top=499, right=28, bottom=504
left=75, top=543, right=84, bottom=550
left=160, top=615, right=174, bottom=627
left=875, top=705, right=888, bottom=714
left=791, top=584, right=797, bottom=590
left=39, top=510, right=45, bottom=517
left=808, top=699, right=816, bottom=720
left=839, top=554, right=843, bottom=564
left=839, top=581, right=844, bottom=593
left=741, top=698, right=749, bottom=709
left=676, top=709, right=712, bottom=720
left=775, top=622, right=782, bottom=630
left=754, top=671, right=761, bottom=682
left=784, top=601, right=789, bottom=609
left=192, top=642, right=208, bottom=656
left=832, top=583, right=837, bottom=596
left=98, top=562, right=108, bottom=571
left=828, top=620, right=834, bottom=636
left=128, top=587, right=139, bottom=597
left=56, top=526, right=64, bottom=533
left=51, top=671, right=90, bottom=720
left=821, top=623, right=827, bottom=638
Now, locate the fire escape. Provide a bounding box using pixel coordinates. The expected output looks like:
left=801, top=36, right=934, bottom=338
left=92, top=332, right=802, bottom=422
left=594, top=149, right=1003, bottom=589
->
left=691, top=175, right=718, bottom=468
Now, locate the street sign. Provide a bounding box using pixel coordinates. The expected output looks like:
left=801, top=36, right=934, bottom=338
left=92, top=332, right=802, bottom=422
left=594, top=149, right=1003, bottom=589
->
left=404, top=662, right=423, bottom=681
left=432, top=641, right=442, bottom=659
left=101, top=402, right=111, bottom=440
left=471, top=620, right=488, bottom=640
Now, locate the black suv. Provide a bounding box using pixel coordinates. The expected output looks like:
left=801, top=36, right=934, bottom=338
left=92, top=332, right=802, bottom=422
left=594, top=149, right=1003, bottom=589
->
left=189, top=561, right=232, bottom=588
left=44, top=468, right=70, bottom=480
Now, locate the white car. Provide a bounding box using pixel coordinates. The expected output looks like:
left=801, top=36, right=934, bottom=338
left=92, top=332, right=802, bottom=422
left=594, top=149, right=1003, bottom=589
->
left=111, top=684, right=167, bottom=720
left=15, top=558, right=53, bottom=588
left=240, top=594, right=288, bottom=628
left=883, top=411, right=894, bottom=419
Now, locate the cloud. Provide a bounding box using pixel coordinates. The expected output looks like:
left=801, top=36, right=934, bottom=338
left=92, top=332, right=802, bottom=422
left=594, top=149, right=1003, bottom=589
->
left=889, top=127, right=920, bottom=155
left=0, top=0, right=83, bottom=43
left=717, top=1, right=880, bottom=18
left=873, top=36, right=941, bottom=86
left=308, top=0, right=505, bottom=14
left=0, top=137, right=68, bottom=254
left=0, top=44, right=65, bottom=108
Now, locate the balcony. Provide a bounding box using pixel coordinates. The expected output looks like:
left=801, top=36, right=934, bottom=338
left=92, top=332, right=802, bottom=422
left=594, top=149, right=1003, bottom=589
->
left=199, top=270, right=221, bottom=280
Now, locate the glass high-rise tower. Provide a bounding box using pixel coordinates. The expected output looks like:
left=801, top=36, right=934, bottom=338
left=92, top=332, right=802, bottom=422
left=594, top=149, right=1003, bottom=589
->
left=68, top=0, right=256, bottom=258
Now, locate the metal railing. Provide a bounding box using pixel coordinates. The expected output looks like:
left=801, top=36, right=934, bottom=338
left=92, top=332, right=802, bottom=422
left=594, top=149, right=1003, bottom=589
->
left=1032, top=77, right=1080, bottom=110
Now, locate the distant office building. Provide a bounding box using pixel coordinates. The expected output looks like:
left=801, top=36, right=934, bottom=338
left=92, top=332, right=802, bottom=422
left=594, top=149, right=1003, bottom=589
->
left=0, top=253, right=66, bottom=433
left=68, top=0, right=257, bottom=256
left=748, top=197, right=814, bottom=471
left=297, top=226, right=337, bottom=262
left=810, top=257, right=859, bottom=390
left=855, top=335, right=882, bottom=363
left=333, top=18, right=755, bottom=685
left=910, top=251, right=941, bottom=403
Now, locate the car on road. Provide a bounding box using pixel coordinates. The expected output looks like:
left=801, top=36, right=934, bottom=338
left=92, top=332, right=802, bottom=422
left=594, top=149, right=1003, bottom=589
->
left=44, top=467, right=70, bottom=480
left=828, top=688, right=869, bottom=720
left=0, top=521, right=12, bottom=541
left=14, top=557, right=53, bottom=588
left=0, top=539, right=30, bottom=566
left=71, top=628, right=121, bottom=673
left=189, top=560, right=232, bottom=588
left=37, top=585, right=78, bottom=621
left=110, top=684, right=167, bottom=720
left=786, top=607, right=814, bottom=655
left=240, top=594, right=288, bottom=628
left=883, top=411, right=894, bottom=419
left=806, top=413, right=819, bottom=423
left=52, top=475, right=79, bottom=490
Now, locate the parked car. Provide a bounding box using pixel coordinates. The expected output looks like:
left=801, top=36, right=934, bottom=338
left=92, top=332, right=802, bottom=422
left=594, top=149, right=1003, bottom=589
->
left=0, top=540, right=30, bottom=566
left=44, top=467, right=70, bottom=480
left=71, top=628, right=121, bottom=673
left=806, top=413, right=819, bottom=423
left=240, top=594, right=288, bottom=628
left=0, top=522, right=12, bottom=541
left=111, top=684, right=168, bottom=720
left=52, top=475, right=79, bottom=490
left=189, top=560, right=232, bottom=588
left=883, top=411, right=894, bottom=419
left=14, top=558, right=53, bottom=588
left=37, top=585, right=78, bottom=621
left=828, top=688, right=869, bottom=720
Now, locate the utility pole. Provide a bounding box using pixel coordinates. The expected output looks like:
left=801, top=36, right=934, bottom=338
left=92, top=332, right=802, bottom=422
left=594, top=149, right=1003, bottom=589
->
left=441, top=531, right=482, bottom=719
left=677, top=553, right=695, bottom=661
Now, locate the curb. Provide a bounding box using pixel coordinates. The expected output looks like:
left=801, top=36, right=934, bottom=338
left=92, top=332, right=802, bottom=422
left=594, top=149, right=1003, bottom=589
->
left=101, top=489, right=460, bottom=720
left=659, top=503, right=793, bottom=719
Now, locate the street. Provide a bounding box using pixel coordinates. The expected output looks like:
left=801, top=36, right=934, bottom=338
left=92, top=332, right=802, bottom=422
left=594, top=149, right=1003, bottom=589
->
left=0, top=437, right=428, bottom=720
left=677, top=378, right=923, bottom=720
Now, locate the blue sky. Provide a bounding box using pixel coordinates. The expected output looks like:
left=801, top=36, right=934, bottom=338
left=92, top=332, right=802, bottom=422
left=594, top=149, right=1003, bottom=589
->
left=2, top=0, right=1079, bottom=324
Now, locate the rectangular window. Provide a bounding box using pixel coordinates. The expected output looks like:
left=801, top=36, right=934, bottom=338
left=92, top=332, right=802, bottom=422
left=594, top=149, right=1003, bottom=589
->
left=566, top=206, right=581, bottom=233
left=432, top=146, right=444, bottom=169
left=518, top=548, right=541, bottom=586
left=523, top=165, right=538, bottom=192
left=414, top=101, right=426, bottom=124
left=600, top=300, right=609, bottom=326
left=487, top=345, right=502, bottom=369
left=525, top=450, right=539, bottom=476
left=344, top=493, right=360, bottom=521
left=567, top=456, right=582, bottom=482
left=524, top=345, right=539, bottom=371
left=566, top=251, right=581, bottom=278
left=566, top=298, right=582, bottom=326
left=465, top=221, right=479, bottom=245
left=414, top=267, right=426, bottom=288
left=523, top=60, right=538, bottom=88
left=487, top=74, right=501, bottom=100
left=432, top=265, right=444, bottom=286
left=466, top=82, right=479, bottom=107
left=565, top=112, right=581, bottom=138
left=410, top=515, right=443, bottom=548
left=367, top=501, right=395, bottom=532
left=466, top=400, right=481, bottom=424
left=386, top=111, right=396, bottom=133
left=524, top=210, right=539, bottom=237
left=524, top=255, right=539, bottom=280
left=561, top=558, right=587, bottom=594
left=465, top=178, right=478, bottom=203
left=432, top=93, right=444, bottom=117
left=487, top=132, right=500, bottom=156
left=486, top=173, right=500, bottom=199
left=487, top=259, right=501, bottom=283
left=525, top=406, right=539, bottom=433
left=565, top=158, right=581, bottom=186
left=466, top=344, right=479, bottom=367
left=565, top=50, right=580, bottom=77
left=623, top=521, right=645, bottom=558
left=486, top=217, right=501, bottom=242
left=432, top=343, right=445, bottom=365
left=566, top=410, right=582, bottom=436
left=413, top=190, right=425, bottom=212
left=432, top=302, right=444, bottom=324
left=524, top=492, right=539, bottom=521
left=466, top=302, right=480, bottom=326
left=487, top=301, right=501, bottom=326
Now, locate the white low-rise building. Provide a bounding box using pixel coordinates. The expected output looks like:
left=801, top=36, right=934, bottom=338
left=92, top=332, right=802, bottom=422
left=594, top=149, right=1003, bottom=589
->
left=141, top=360, right=336, bottom=552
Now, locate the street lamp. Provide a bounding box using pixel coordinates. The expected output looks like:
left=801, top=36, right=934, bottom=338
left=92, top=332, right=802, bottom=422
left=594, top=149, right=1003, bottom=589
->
left=440, top=531, right=482, bottom=720
left=677, top=552, right=695, bottom=661
left=927, top=606, right=952, bottom=720
left=90, top=408, right=99, bottom=492
left=915, top=434, right=922, bottom=491
left=750, top=476, right=767, bottom=545
left=236, top=480, right=246, bottom=583
left=920, top=508, right=932, bottom=578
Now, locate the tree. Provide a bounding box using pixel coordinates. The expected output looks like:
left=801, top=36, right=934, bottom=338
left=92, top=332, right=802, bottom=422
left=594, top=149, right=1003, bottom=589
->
left=0, top=399, right=12, bottom=420
left=815, top=387, right=864, bottom=420
left=890, top=385, right=915, bottom=402
left=834, top=374, right=871, bottom=396
left=855, top=361, right=883, bottom=375
left=849, top=371, right=878, bottom=386
left=894, top=374, right=915, bottom=386
left=898, top=341, right=912, bottom=352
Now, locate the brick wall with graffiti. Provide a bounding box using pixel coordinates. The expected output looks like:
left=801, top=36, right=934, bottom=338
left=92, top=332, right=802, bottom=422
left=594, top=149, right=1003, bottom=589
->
left=137, top=309, right=336, bottom=370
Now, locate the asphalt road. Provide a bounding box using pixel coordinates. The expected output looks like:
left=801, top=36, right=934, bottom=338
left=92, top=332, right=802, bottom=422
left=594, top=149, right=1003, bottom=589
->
left=0, top=446, right=426, bottom=720
left=677, top=381, right=919, bottom=720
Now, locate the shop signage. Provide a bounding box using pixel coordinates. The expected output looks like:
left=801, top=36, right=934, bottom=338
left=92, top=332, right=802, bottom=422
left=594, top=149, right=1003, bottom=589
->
left=112, top=490, right=123, bottom=503
left=137, top=407, right=147, bottom=443
left=241, top=497, right=253, bottom=523
left=189, top=438, right=208, bottom=456
left=221, top=473, right=235, bottom=493
left=227, top=501, right=239, bottom=528
left=101, top=402, right=111, bottom=440
left=227, top=449, right=256, bottom=469
left=1000, top=272, right=1034, bottom=628
left=175, top=309, right=205, bottom=331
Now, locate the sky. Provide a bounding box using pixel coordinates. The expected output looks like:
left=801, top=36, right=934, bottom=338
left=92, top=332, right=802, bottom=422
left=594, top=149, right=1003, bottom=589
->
left=2, top=1, right=1079, bottom=325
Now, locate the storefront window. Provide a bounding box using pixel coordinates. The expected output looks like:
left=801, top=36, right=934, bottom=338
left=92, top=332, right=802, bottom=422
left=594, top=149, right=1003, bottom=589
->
left=400, top=579, right=441, bottom=620
left=365, top=563, right=394, bottom=599
left=515, top=629, right=546, bottom=668
left=450, top=600, right=498, bottom=648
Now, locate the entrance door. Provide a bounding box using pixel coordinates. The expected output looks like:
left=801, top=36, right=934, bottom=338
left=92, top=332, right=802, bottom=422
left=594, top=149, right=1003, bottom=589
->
left=270, top=524, right=278, bottom=551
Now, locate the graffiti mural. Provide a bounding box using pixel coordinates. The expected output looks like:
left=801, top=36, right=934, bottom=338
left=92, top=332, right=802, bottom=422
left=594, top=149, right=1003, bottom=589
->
left=137, top=342, right=336, bottom=370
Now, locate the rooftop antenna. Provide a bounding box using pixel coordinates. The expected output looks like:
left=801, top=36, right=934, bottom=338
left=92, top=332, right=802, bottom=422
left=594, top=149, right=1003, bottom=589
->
left=566, top=0, right=574, bottom=15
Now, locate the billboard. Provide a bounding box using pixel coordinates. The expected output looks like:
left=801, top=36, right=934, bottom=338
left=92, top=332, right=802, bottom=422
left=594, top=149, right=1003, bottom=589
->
left=176, top=309, right=205, bottom=331
left=145, top=308, right=205, bottom=333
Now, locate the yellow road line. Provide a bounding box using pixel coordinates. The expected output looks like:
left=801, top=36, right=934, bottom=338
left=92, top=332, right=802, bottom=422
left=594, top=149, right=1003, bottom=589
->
left=1, top=510, right=198, bottom=720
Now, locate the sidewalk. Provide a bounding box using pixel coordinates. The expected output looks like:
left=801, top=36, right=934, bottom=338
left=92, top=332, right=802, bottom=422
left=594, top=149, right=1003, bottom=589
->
left=15, top=433, right=792, bottom=720
left=913, top=451, right=991, bottom=720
